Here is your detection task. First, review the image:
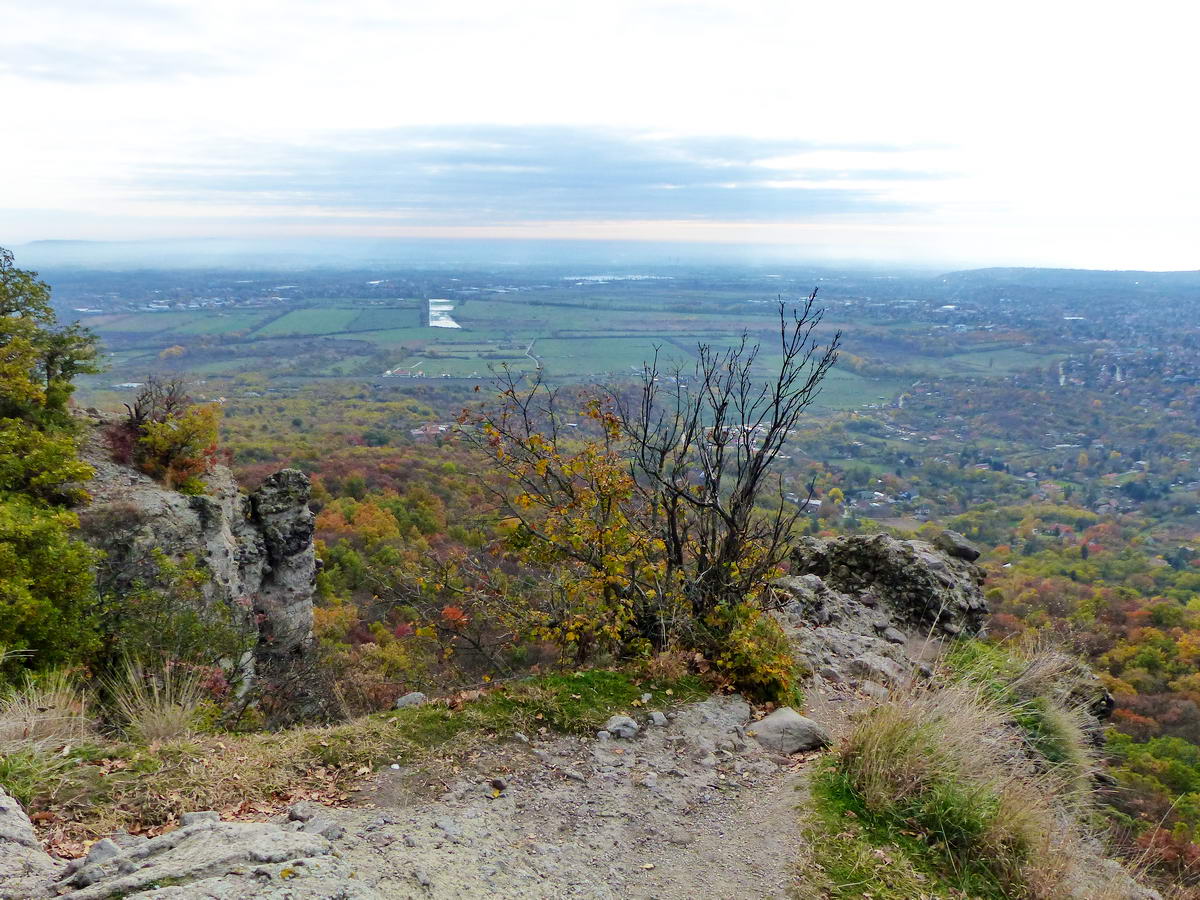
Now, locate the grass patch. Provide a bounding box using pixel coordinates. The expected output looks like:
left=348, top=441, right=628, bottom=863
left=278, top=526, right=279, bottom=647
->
left=11, top=669, right=706, bottom=842
left=798, top=681, right=1082, bottom=899
left=798, top=763, right=1014, bottom=899
left=943, top=639, right=1094, bottom=793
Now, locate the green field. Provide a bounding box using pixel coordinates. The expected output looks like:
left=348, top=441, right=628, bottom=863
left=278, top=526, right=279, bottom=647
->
left=255, top=308, right=360, bottom=336
left=81, top=291, right=1058, bottom=412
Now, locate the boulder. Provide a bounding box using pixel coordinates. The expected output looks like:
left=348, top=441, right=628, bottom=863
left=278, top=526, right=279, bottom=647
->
left=54, top=819, right=378, bottom=899
left=78, top=419, right=318, bottom=667
left=789, top=533, right=987, bottom=638
left=604, top=715, right=640, bottom=739
left=749, top=708, right=830, bottom=754
left=934, top=529, right=982, bottom=562
left=394, top=691, right=428, bottom=709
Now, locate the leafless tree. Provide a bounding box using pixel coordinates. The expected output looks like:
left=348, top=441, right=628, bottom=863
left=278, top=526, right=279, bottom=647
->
left=613, top=290, right=839, bottom=620
left=123, top=376, right=190, bottom=428
left=472, top=291, right=838, bottom=653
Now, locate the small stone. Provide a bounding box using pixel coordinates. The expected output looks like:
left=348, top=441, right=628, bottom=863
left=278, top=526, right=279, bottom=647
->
left=749, top=707, right=831, bottom=754
left=817, top=666, right=843, bottom=683
left=288, top=802, right=320, bottom=823
left=596, top=730, right=611, bottom=742
left=403, top=834, right=418, bottom=848
left=414, top=868, right=432, bottom=887
left=180, top=811, right=220, bottom=826
left=860, top=681, right=890, bottom=701
left=563, top=768, right=587, bottom=782
left=84, top=838, right=121, bottom=866
left=640, top=693, right=652, bottom=704
left=883, top=626, right=907, bottom=644
left=301, top=818, right=345, bottom=840
left=649, top=711, right=667, bottom=727
left=394, top=691, right=428, bottom=709
left=604, top=715, right=640, bottom=739
left=435, top=819, right=463, bottom=841
left=848, top=653, right=906, bottom=685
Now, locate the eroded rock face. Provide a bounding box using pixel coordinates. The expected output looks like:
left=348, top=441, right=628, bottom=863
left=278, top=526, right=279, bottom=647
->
left=789, top=532, right=988, bottom=636
left=0, top=814, right=376, bottom=900
left=77, top=418, right=316, bottom=666
left=774, top=531, right=989, bottom=693
left=0, top=788, right=64, bottom=899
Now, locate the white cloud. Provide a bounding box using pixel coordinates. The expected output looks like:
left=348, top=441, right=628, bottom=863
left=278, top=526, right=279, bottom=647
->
left=2, top=0, right=1198, bottom=267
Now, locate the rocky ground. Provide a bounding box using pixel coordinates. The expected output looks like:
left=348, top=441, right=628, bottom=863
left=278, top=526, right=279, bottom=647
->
left=0, top=531, right=1156, bottom=899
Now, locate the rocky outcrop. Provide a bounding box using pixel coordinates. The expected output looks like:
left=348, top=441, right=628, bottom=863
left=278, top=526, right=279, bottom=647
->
left=773, top=531, right=989, bottom=695
left=77, top=416, right=317, bottom=669
left=0, top=788, right=64, bottom=899
left=1, top=810, right=375, bottom=900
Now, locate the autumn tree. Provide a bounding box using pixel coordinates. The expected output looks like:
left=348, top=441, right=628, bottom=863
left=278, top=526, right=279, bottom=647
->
left=0, top=247, right=102, bottom=671
left=474, top=293, right=839, bottom=699
left=109, top=376, right=221, bottom=494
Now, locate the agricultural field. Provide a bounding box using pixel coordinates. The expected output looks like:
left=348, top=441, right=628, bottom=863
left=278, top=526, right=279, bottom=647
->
left=72, top=272, right=1063, bottom=413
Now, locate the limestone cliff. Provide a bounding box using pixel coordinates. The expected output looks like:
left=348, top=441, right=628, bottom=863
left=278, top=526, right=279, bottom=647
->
left=76, top=414, right=316, bottom=670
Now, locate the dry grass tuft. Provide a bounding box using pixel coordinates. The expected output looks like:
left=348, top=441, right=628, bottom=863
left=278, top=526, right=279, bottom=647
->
left=830, top=680, right=1082, bottom=897
left=106, top=659, right=206, bottom=745
left=0, top=670, right=95, bottom=749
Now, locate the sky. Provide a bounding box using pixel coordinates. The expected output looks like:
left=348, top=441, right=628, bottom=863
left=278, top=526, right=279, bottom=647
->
left=2, top=0, right=1198, bottom=269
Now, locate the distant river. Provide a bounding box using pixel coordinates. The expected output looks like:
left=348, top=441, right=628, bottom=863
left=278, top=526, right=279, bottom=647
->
left=428, top=299, right=461, bottom=328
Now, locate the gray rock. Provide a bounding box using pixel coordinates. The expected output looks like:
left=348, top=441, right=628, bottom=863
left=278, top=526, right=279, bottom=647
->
left=394, top=691, right=428, bottom=709
left=749, top=708, right=830, bottom=754
left=649, top=711, right=668, bottom=727
left=84, top=838, right=121, bottom=866
left=54, top=820, right=377, bottom=899
left=849, top=653, right=907, bottom=685
left=0, top=786, right=64, bottom=896
left=179, top=811, right=220, bottom=826
left=860, top=681, right=890, bottom=701
left=603, top=714, right=640, bottom=739
left=934, top=529, right=982, bottom=562
left=300, top=817, right=346, bottom=840
left=288, top=801, right=321, bottom=822
left=882, top=626, right=907, bottom=644
left=78, top=421, right=320, bottom=713
left=0, top=787, right=40, bottom=849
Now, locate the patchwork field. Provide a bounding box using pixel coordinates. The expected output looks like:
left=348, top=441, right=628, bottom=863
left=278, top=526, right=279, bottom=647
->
left=78, top=288, right=1061, bottom=412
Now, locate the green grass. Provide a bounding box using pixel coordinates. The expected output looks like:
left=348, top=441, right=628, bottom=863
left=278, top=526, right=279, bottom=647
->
left=96, top=312, right=206, bottom=334
left=941, top=640, right=1093, bottom=795
left=255, top=308, right=360, bottom=336
left=798, top=764, right=1014, bottom=900
left=346, top=307, right=424, bottom=332
left=166, top=311, right=274, bottom=336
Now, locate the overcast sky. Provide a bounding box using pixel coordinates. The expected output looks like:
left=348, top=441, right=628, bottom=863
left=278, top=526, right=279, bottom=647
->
left=2, top=0, right=1197, bottom=268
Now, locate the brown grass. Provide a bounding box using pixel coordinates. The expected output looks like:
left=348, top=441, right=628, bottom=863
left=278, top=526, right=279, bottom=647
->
left=834, top=680, right=1084, bottom=897
left=0, top=670, right=95, bottom=749
left=105, top=660, right=206, bottom=745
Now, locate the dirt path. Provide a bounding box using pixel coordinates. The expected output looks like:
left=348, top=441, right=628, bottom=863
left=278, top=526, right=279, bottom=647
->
left=321, top=695, right=824, bottom=899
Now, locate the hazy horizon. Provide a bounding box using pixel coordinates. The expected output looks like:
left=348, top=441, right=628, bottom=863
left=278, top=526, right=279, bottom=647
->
left=4, top=1, right=1198, bottom=270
